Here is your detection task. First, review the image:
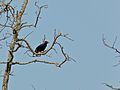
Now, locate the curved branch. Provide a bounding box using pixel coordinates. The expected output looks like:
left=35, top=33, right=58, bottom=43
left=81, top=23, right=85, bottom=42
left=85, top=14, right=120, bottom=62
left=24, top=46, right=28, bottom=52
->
left=17, top=32, right=62, bottom=55
left=12, top=60, right=59, bottom=66
left=16, top=31, right=74, bottom=67
left=0, top=60, right=59, bottom=66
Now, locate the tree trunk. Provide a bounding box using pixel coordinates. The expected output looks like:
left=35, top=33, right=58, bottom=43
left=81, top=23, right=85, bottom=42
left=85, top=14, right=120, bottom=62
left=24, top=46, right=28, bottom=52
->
left=2, top=0, right=28, bottom=89
left=2, top=33, right=18, bottom=90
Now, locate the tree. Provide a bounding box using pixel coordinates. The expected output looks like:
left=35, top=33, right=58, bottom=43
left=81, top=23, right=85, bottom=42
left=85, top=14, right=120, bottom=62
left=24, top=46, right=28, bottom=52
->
left=0, top=0, right=74, bottom=90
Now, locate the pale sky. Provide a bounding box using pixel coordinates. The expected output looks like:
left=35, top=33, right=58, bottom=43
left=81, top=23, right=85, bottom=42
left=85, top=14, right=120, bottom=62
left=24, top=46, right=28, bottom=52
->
left=1, top=0, right=120, bottom=90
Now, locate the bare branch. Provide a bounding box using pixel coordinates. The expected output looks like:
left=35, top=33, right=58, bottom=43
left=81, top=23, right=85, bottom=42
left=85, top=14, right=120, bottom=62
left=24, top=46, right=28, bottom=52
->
left=15, top=31, right=74, bottom=67
left=12, top=59, right=59, bottom=66
left=102, top=35, right=120, bottom=54
left=21, top=24, right=33, bottom=29
left=11, top=43, right=22, bottom=52
left=34, top=1, right=48, bottom=27
left=103, top=83, right=120, bottom=90
left=102, top=35, right=120, bottom=66
left=0, top=60, right=59, bottom=66
left=24, top=31, right=34, bottom=40
left=20, top=22, right=33, bottom=29
left=17, top=38, right=34, bottom=53
left=16, top=32, right=62, bottom=55
left=61, top=33, right=74, bottom=41
left=56, top=42, right=71, bottom=67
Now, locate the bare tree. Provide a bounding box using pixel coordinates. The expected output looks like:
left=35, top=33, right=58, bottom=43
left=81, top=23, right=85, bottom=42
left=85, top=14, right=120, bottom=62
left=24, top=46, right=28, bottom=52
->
left=0, top=0, right=75, bottom=90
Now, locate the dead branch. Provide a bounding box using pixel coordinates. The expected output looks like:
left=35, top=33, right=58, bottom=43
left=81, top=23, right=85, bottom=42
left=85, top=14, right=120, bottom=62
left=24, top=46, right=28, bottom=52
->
left=61, top=33, right=74, bottom=41
left=14, top=31, right=74, bottom=67
left=102, top=35, right=120, bottom=54
left=11, top=31, right=34, bottom=52
left=11, top=43, right=22, bottom=52
left=12, top=60, right=59, bottom=66
left=34, top=1, right=48, bottom=27
left=16, top=32, right=62, bottom=55
left=17, top=32, right=71, bottom=55
left=103, top=83, right=120, bottom=90
left=20, top=24, right=33, bottom=29
left=56, top=42, right=69, bottom=67
left=102, top=35, right=120, bottom=66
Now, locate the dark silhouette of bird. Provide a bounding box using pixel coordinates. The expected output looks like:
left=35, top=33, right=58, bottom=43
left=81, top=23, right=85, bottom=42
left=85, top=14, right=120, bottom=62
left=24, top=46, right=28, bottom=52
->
left=35, top=41, right=49, bottom=54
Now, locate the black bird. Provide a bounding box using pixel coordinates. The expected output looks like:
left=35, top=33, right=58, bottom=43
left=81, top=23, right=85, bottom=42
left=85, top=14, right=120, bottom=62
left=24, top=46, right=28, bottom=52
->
left=35, top=41, right=49, bottom=54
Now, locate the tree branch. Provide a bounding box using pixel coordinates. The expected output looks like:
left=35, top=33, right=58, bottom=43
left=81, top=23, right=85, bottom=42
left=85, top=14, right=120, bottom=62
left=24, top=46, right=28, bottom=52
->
left=103, top=83, right=120, bottom=90
left=102, top=35, right=120, bottom=66
left=15, top=31, right=74, bottom=67
left=102, top=35, right=120, bottom=54
left=18, top=0, right=28, bottom=20
left=56, top=42, right=69, bottom=67
left=0, top=60, right=59, bottom=66
left=34, top=1, right=48, bottom=27
left=12, top=60, right=59, bottom=66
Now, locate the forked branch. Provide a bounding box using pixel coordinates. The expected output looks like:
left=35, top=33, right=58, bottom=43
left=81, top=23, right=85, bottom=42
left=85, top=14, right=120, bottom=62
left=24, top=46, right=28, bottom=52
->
left=102, top=35, right=120, bottom=54
left=102, top=35, right=120, bottom=66
left=9, top=31, right=75, bottom=67
left=34, top=1, right=48, bottom=27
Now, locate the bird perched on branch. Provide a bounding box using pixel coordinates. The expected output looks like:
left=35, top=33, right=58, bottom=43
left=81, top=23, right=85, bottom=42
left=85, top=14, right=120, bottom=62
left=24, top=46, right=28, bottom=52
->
left=34, top=41, right=49, bottom=55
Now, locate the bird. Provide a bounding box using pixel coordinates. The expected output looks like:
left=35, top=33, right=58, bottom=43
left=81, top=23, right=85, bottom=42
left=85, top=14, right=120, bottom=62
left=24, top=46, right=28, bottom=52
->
left=34, top=41, right=49, bottom=55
